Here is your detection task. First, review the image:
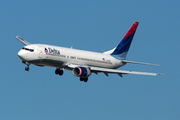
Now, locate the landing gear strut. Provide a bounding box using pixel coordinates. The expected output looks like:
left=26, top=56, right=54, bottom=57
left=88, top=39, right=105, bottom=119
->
left=80, top=77, right=88, bottom=82
left=55, top=69, right=64, bottom=76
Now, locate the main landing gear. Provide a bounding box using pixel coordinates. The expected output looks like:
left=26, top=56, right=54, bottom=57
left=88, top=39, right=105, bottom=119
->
left=55, top=68, right=64, bottom=76
left=80, top=77, right=88, bottom=82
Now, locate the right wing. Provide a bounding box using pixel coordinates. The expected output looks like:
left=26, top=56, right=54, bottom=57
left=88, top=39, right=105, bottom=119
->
left=67, top=64, right=163, bottom=77
left=90, top=67, right=161, bottom=76
left=16, top=36, right=31, bottom=45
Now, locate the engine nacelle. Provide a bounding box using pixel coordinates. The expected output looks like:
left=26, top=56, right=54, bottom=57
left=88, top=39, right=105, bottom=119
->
left=73, top=67, right=91, bottom=78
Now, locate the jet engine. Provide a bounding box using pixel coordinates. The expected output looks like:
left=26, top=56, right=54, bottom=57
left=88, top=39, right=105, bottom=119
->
left=73, top=67, right=91, bottom=78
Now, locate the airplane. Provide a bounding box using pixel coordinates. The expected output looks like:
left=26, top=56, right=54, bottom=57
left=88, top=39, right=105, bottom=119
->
left=16, top=21, right=162, bottom=82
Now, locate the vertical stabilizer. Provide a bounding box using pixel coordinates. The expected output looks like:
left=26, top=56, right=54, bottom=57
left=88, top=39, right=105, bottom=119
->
left=105, top=22, right=139, bottom=59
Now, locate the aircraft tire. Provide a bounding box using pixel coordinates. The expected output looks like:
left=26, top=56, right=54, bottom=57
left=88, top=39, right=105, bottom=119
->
left=84, top=78, right=88, bottom=82
left=25, top=67, right=29, bottom=71
left=55, top=69, right=60, bottom=75
left=80, top=78, right=84, bottom=81
left=59, top=70, right=63, bottom=76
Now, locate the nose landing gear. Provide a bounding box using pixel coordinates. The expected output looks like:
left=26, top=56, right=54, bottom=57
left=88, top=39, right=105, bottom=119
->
left=25, top=66, right=30, bottom=71
left=23, top=61, right=30, bottom=71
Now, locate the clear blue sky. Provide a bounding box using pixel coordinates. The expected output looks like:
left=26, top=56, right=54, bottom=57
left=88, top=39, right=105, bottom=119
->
left=0, top=0, right=179, bottom=120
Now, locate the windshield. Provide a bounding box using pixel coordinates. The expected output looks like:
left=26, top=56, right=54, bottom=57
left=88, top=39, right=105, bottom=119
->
left=22, top=47, right=34, bottom=52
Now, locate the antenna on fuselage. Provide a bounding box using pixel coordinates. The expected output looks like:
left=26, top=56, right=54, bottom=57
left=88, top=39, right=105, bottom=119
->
left=100, top=49, right=105, bottom=53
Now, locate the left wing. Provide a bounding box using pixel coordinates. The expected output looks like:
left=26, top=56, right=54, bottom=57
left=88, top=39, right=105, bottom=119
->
left=68, top=64, right=162, bottom=77
left=16, top=36, right=31, bottom=45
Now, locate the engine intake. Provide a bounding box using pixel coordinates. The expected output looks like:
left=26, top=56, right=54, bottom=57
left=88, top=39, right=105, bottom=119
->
left=73, top=67, right=91, bottom=78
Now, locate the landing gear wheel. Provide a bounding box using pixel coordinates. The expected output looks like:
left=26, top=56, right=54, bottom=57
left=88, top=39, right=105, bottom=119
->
left=80, top=78, right=88, bottom=82
left=25, top=66, right=29, bottom=71
left=59, top=70, right=63, bottom=76
left=55, top=69, right=64, bottom=76
left=80, top=78, right=84, bottom=81
left=55, top=69, right=60, bottom=75
left=84, top=78, right=88, bottom=82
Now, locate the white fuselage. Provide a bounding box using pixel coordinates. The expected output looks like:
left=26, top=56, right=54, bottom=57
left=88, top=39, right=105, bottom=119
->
left=18, top=44, right=125, bottom=70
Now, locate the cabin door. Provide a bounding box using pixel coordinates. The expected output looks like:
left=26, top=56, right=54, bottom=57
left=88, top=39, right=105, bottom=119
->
left=38, top=47, right=43, bottom=59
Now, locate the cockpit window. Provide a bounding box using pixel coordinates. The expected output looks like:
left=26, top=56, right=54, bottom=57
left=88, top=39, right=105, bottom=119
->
left=22, top=47, right=34, bottom=52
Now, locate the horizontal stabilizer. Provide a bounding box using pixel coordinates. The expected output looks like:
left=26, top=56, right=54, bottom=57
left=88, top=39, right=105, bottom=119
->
left=122, top=60, right=160, bottom=66
left=16, top=36, right=31, bottom=45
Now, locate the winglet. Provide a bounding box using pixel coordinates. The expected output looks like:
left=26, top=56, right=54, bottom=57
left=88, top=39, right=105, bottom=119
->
left=16, top=36, right=31, bottom=45
left=110, top=22, right=139, bottom=59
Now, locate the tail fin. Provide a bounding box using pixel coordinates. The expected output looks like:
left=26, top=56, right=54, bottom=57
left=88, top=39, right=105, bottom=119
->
left=104, top=22, right=139, bottom=59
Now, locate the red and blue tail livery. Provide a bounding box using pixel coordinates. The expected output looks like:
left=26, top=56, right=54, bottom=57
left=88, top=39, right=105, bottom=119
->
left=111, top=22, right=139, bottom=59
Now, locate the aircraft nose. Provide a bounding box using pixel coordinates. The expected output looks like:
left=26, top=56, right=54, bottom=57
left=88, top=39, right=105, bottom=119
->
left=18, top=50, right=26, bottom=60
